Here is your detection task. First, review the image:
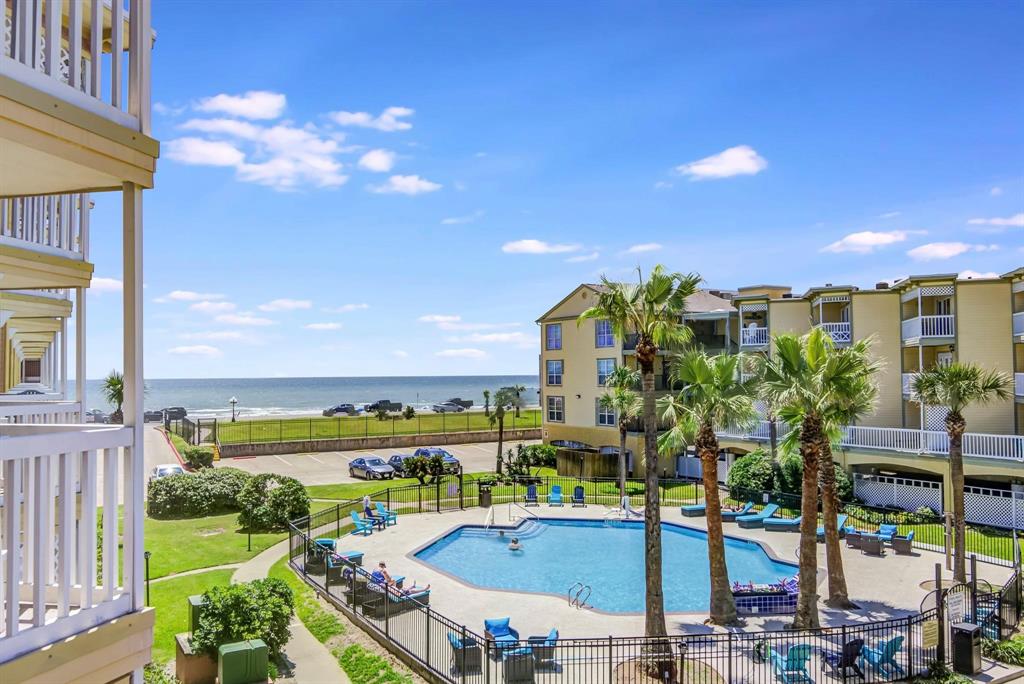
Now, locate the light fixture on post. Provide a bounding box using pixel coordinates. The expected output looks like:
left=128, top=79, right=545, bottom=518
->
left=229, top=396, right=238, bottom=423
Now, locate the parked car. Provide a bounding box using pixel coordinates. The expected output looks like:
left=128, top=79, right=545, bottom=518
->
left=85, top=409, right=110, bottom=424
left=432, top=402, right=465, bottom=413
left=386, top=453, right=416, bottom=476
left=364, top=399, right=402, bottom=412
left=348, top=456, right=395, bottom=480
left=149, top=463, right=185, bottom=483
left=162, top=406, right=187, bottom=420
left=412, top=447, right=461, bottom=473
left=446, top=397, right=474, bottom=409
left=144, top=410, right=164, bottom=423
left=323, top=403, right=357, bottom=417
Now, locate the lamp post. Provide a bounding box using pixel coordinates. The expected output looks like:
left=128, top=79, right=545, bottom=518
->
left=229, top=396, right=238, bottom=423
left=144, top=551, right=151, bottom=606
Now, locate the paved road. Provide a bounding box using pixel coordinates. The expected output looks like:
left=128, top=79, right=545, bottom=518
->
left=212, top=439, right=538, bottom=486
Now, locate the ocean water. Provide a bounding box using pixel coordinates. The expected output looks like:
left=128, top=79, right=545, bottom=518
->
left=415, top=519, right=798, bottom=613
left=69, top=374, right=538, bottom=419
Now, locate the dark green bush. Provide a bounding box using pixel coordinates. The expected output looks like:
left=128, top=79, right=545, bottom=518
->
left=182, top=446, right=214, bottom=470
left=147, top=467, right=252, bottom=519
left=521, top=444, right=557, bottom=467
left=237, top=473, right=310, bottom=531
left=191, top=578, right=294, bottom=657
left=402, top=405, right=416, bottom=420
left=843, top=503, right=939, bottom=525
left=403, top=454, right=443, bottom=485
left=726, top=449, right=774, bottom=497
left=982, top=637, right=1024, bottom=666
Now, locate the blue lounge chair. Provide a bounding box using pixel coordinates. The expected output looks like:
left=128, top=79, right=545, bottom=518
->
left=315, top=538, right=336, bottom=551
left=524, top=484, right=539, bottom=506
left=770, top=643, right=813, bottom=683
left=548, top=485, right=563, bottom=506
left=349, top=510, right=374, bottom=536
left=375, top=502, right=398, bottom=526
left=859, top=635, right=905, bottom=677
left=875, top=524, right=899, bottom=542
left=816, top=514, right=849, bottom=541
left=681, top=503, right=706, bottom=517
left=484, top=617, right=520, bottom=652
left=721, top=502, right=755, bottom=522
left=571, top=486, right=586, bottom=507
left=737, top=504, right=780, bottom=529
left=763, top=515, right=801, bottom=532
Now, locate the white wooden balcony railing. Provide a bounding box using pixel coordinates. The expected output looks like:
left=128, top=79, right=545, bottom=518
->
left=0, top=424, right=137, bottom=661
left=901, top=315, right=955, bottom=340
left=1014, top=312, right=1024, bottom=337
left=0, top=194, right=87, bottom=260
left=1, top=0, right=151, bottom=131
left=1016, top=373, right=1024, bottom=397
left=740, top=327, right=768, bottom=346
left=0, top=401, right=82, bottom=423
left=817, top=322, right=851, bottom=343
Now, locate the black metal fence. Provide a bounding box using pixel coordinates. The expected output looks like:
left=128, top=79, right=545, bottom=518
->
left=165, top=416, right=198, bottom=445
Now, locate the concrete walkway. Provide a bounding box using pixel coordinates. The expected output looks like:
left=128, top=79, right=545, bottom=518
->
left=232, top=541, right=350, bottom=683
left=151, top=563, right=242, bottom=584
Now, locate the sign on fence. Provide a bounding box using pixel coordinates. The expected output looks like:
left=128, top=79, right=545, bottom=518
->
left=947, top=592, right=966, bottom=624
left=922, top=620, right=939, bottom=649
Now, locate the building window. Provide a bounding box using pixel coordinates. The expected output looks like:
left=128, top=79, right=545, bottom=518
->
left=596, top=400, right=616, bottom=427
left=597, top=358, right=616, bottom=386
left=546, top=359, right=563, bottom=386
left=547, top=396, right=564, bottom=423
left=595, top=319, right=614, bottom=347
left=935, top=297, right=951, bottom=316
left=545, top=323, right=562, bottom=350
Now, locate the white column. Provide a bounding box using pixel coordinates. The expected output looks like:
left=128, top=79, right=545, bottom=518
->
left=60, top=316, right=68, bottom=399
left=76, top=287, right=86, bottom=420
left=122, top=183, right=145, bottom=611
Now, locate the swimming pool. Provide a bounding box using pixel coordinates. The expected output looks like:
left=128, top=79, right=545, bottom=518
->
left=413, top=518, right=797, bottom=613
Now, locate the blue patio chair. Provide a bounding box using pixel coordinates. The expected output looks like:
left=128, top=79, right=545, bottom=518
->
left=548, top=485, right=564, bottom=506
left=770, top=643, right=813, bottom=683
left=524, top=484, right=539, bottom=506
left=721, top=502, right=755, bottom=522
left=375, top=502, right=398, bottom=526
left=875, top=524, right=899, bottom=542
left=314, top=538, right=336, bottom=551
left=448, top=632, right=483, bottom=675
left=571, top=486, right=586, bottom=507
left=349, top=510, right=374, bottom=536
left=527, top=628, right=559, bottom=669
left=892, top=530, right=915, bottom=555
left=484, top=617, right=520, bottom=653
left=681, top=503, right=706, bottom=517
left=859, top=635, right=905, bottom=677
left=816, top=514, right=849, bottom=541
left=763, top=515, right=801, bottom=532
left=737, top=503, right=780, bottom=529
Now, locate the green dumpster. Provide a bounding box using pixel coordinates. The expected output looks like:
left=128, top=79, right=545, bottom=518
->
left=218, top=639, right=268, bottom=684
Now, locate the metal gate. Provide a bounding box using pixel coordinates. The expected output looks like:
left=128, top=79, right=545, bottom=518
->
left=435, top=473, right=464, bottom=512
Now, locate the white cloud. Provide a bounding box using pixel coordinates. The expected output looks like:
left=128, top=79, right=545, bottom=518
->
left=502, top=239, right=581, bottom=254
left=653, top=181, right=673, bottom=190
left=153, top=102, right=185, bottom=116
left=967, top=213, right=1024, bottom=228
left=180, top=118, right=262, bottom=139
left=674, top=145, right=767, bottom=180
left=623, top=242, right=662, bottom=254
left=448, top=331, right=531, bottom=344
left=179, top=331, right=247, bottom=341
left=156, top=290, right=226, bottom=303
left=959, top=269, right=999, bottom=280
left=215, top=313, right=275, bottom=326
left=392, top=350, right=409, bottom=359
left=329, top=106, right=414, bottom=132
left=195, top=91, right=286, bottom=120
left=323, top=303, right=369, bottom=313
left=566, top=251, right=600, bottom=263
left=305, top=322, right=343, bottom=330
left=369, top=174, right=442, bottom=195
left=165, top=138, right=245, bottom=167
left=91, top=277, right=123, bottom=293
left=419, top=314, right=460, bottom=324
left=990, top=187, right=1003, bottom=196
left=190, top=301, right=237, bottom=314
left=418, top=314, right=520, bottom=332
left=435, top=348, right=487, bottom=359
left=358, top=149, right=396, bottom=173
left=258, top=298, right=312, bottom=312
left=907, top=242, right=999, bottom=261
left=821, top=230, right=921, bottom=254
left=441, top=210, right=484, bottom=225
left=168, top=345, right=222, bottom=357
left=878, top=211, right=902, bottom=219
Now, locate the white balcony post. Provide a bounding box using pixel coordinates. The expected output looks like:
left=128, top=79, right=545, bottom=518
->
left=60, top=319, right=68, bottom=398
left=122, top=183, right=145, bottom=611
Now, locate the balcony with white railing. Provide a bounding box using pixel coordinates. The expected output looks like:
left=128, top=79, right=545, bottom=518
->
left=0, top=423, right=140, bottom=661
left=901, top=315, right=955, bottom=341
left=1, top=194, right=88, bottom=261
left=817, top=321, right=852, bottom=344
left=1016, top=373, right=1024, bottom=398
left=1014, top=311, right=1024, bottom=338
left=0, top=401, right=82, bottom=423
left=740, top=326, right=769, bottom=347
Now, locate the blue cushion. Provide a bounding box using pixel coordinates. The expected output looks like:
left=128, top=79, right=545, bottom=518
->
left=547, top=628, right=559, bottom=644
left=485, top=617, right=511, bottom=638
left=448, top=632, right=463, bottom=649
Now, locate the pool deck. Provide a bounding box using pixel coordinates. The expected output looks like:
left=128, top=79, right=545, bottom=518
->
left=331, top=503, right=1013, bottom=639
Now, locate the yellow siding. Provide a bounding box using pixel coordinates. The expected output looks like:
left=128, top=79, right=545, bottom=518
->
left=956, top=281, right=1014, bottom=433
left=852, top=293, right=902, bottom=427
left=768, top=299, right=810, bottom=354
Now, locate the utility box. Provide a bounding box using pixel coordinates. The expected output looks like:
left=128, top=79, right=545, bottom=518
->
left=951, top=622, right=981, bottom=675
left=218, top=639, right=268, bottom=684
left=188, top=595, right=207, bottom=634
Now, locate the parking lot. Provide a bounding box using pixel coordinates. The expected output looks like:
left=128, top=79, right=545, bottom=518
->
left=212, top=438, right=538, bottom=486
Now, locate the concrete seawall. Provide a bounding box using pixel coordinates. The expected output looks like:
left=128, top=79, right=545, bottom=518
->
left=219, top=428, right=542, bottom=458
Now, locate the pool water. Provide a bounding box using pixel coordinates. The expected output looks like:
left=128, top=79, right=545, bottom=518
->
left=414, top=518, right=797, bottom=613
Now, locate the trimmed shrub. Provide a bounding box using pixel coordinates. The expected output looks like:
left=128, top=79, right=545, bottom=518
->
left=403, top=454, right=443, bottom=485
left=182, top=446, right=214, bottom=470
left=844, top=503, right=940, bottom=526
left=237, top=473, right=310, bottom=531
left=191, top=578, right=294, bottom=657
left=521, top=444, right=557, bottom=467
left=147, top=467, right=252, bottom=519
left=726, top=449, right=774, bottom=498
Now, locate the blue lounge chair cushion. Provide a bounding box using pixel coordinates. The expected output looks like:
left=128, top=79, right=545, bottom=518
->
left=817, top=514, right=850, bottom=539
left=721, top=502, right=755, bottom=520
left=764, top=516, right=801, bottom=529
left=877, top=524, right=899, bottom=540
left=314, top=538, right=336, bottom=550
left=485, top=617, right=513, bottom=639
left=681, top=504, right=706, bottom=513
left=736, top=503, right=779, bottom=524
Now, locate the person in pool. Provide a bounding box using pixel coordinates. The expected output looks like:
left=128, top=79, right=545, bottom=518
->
left=508, top=537, right=522, bottom=551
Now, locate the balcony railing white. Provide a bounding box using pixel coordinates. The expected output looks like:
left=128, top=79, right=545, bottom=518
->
left=0, top=194, right=87, bottom=260
left=0, top=424, right=137, bottom=661
left=1014, top=312, right=1024, bottom=337
left=1016, top=373, right=1024, bottom=397
left=817, top=321, right=851, bottom=343
left=0, top=401, right=82, bottom=423
left=740, top=327, right=768, bottom=346
left=1, top=0, right=151, bottom=131
left=716, top=420, right=791, bottom=441
left=901, top=315, right=954, bottom=340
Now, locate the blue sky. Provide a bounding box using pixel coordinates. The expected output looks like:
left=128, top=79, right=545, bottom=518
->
left=82, top=1, right=1023, bottom=379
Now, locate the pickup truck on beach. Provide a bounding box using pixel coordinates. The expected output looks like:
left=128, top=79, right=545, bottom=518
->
left=364, top=399, right=402, bottom=412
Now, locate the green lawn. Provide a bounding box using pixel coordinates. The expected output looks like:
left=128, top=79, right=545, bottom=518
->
left=150, top=569, right=234, bottom=664
left=216, top=409, right=541, bottom=445
left=268, top=555, right=345, bottom=643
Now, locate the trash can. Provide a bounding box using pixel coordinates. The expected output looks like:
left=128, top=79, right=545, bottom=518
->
left=951, top=622, right=981, bottom=675
left=479, top=484, right=492, bottom=508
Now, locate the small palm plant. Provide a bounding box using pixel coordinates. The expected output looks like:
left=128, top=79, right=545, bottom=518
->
left=911, top=363, right=1011, bottom=582
left=488, top=385, right=525, bottom=475
left=101, top=370, right=125, bottom=424
left=599, top=366, right=641, bottom=495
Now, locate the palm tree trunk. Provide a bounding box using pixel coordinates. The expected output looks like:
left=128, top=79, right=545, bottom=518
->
left=819, top=442, right=854, bottom=608
left=948, top=412, right=967, bottom=583
left=618, top=425, right=628, bottom=496
left=496, top=415, right=504, bottom=476
left=768, top=412, right=778, bottom=460
left=697, top=423, right=737, bottom=624
left=792, top=413, right=823, bottom=629
left=640, top=363, right=669, bottom=641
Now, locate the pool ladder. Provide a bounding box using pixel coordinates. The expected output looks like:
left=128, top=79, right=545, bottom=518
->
left=568, top=582, right=592, bottom=609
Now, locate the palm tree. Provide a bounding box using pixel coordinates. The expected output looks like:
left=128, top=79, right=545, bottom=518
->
left=759, top=328, right=877, bottom=628
left=482, top=389, right=491, bottom=417
left=599, top=366, right=641, bottom=495
left=579, top=265, right=700, bottom=644
left=101, top=370, right=125, bottom=424
left=911, top=364, right=1011, bottom=582
left=658, top=351, right=756, bottom=625
left=488, top=385, right=525, bottom=476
